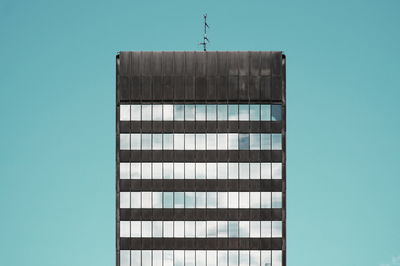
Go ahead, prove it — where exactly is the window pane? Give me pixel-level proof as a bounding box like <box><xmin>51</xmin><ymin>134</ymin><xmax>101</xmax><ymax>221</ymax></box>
<box><xmin>272</xmin><ymin>221</ymin><xmax>282</xmax><ymax>237</ymax></box>
<box><xmin>152</xmin><ymin>104</ymin><xmax>163</xmax><ymax>120</ymax></box>
<box><xmin>130</xmin><ymin>134</ymin><xmax>140</xmax><ymax>150</ymax></box>
<box><xmin>120</xmin><ymin>192</ymin><xmax>130</xmax><ymax>208</ymax></box>
<box><xmin>218</xmin><ymin>221</ymin><xmax>228</xmax><ymax>237</ymax></box>
<box><xmin>261</xmin><ymin>163</ymin><xmax>271</xmax><ymax>179</ymax></box>
<box><xmin>185</xmin><ymin>163</ymin><xmax>195</xmax><ymax>179</ymax></box>
<box><xmin>240</xmin><ymin>250</ymin><xmax>250</xmax><ymax>266</ymax></box>
<box><xmin>142</xmin><ymin>221</ymin><xmax>152</xmax><ymax>237</ymax></box>
<box><xmin>207</xmin><ymin>163</ymin><xmax>217</xmax><ymax>179</ymax></box>
<box><xmin>153</xmin><ymin>251</ymin><xmax>163</xmax><ymax>266</ymax></box>
<box><xmin>218</xmin><ymin>192</ymin><xmax>228</xmax><ymax>208</ymax></box>
<box><xmin>239</xmin><ymin>192</ymin><xmax>249</xmax><ymax>208</ymax></box>
<box><xmin>185</xmin><ymin>221</ymin><xmax>195</xmax><ymax>237</ymax></box>
<box><xmin>239</xmin><ymin>163</ymin><xmax>249</xmax><ymax>179</ymax></box>
<box><xmin>164</xmin><ymin>221</ymin><xmax>173</xmax><ymax>237</ymax></box>
<box><xmin>229</xmin><ymin>192</ymin><xmax>239</xmax><ymax>208</ymax></box>
<box><xmin>163</xmin><ymin>104</ymin><xmax>174</xmax><ymax>120</ymax></box>
<box><xmin>174</xmin><ymin>221</ymin><xmax>184</xmax><ymax>237</ymax></box>
<box><xmin>120</xmin><ymin>134</ymin><xmax>130</xmax><ymax>150</ymax></box>
<box><xmin>228</xmin><ymin>104</ymin><xmax>238</xmax><ymax>120</ymax></box>
<box><xmin>142</xmin><ymin>163</ymin><xmax>151</xmax><ymax>179</ymax></box>
<box><xmin>250</xmin><ymin>251</ymin><xmax>260</xmax><ymax>266</ymax></box>
<box><xmin>131</xmin><ymin>105</ymin><xmax>141</xmax><ymax>121</ymax></box>
<box><xmin>250</xmin><ymin>134</ymin><xmax>260</xmax><ymax>150</ymax></box>
<box><xmin>207</xmin><ymin>192</ymin><xmax>217</xmax><ymax>208</ymax></box>
<box><xmin>261</xmin><ymin>251</ymin><xmax>271</xmax><ymax>266</ymax></box>
<box><xmin>196</xmin><ymin>105</ymin><xmax>206</xmax><ymax>121</ymax></box>
<box><xmin>261</xmin><ymin>192</ymin><xmax>271</xmax><ymax>208</ymax></box>
<box><xmin>131</xmin><ymin>192</ymin><xmax>141</xmax><ymax>208</ymax></box>
<box><xmin>174</xmin><ymin>163</ymin><xmax>184</xmax><ymax>179</ymax></box>
<box><xmin>217</xmin><ymin>105</ymin><xmax>228</xmax><ymax>120</ymax></box>
<box><xmin>249</xmin><ymin>104</ymin><xmax>260</xmax><ymax>121</ymax></box>
<box><xmin>272</xmin><ymin>134</ymin><xmax>282</xmax><ymax>150</ymax></box>
<box><xmin>120</xmin><ymin>105</ymin><xmax>130</xmax><ymax>121</ymax></box>
<box><xmin>163</xmin><ymin>134</ymin><xmax>173</xmax><ymax>150</ymax></box>
<box><xmin>131</xmin><ymin>221</ymin><xmax>141</xmax><ymax>237</ymax></box>
<box><xmin>196</xmin><ymin>192</ymin><xmax>206</xmax><ymax>208</ymax></box>
<box><xmin>131</xmin><ymin>250</ymin><xmax>141</xmax><ymax>266</ymax></box>
<box><xmin>142</xmin><ymin>134</ymin><xmax>152</xmax><ymax>149</ymax></box>
<box><xmin>272</xmin><ymin>251</ymin><xmax>282</xmax><ymax>266</ymax></box>
<box><xmin>142</xmin><ymin>251</ymin><xmax>152</xmax><ymax>265</ymax></box>
<box><xmin>207</xmin><ymin>134</ymin><xmax>217</xmax><ymax>150</ymax></box>
<box><xmin>120</xmin><ymin>163</ymin><xmax>130</xmax><ymax>179</ymax></box>
<box><xmin>164</xmin><ymin>251</ymin><xmax>173</xmax><ymax>266</ymax></box>
<box><xmin>207</xmin><ymin>105</ymin><xmax>217</xmax><ymax>120</ymax></box>
<box><xmin>261</xmin><ymin>221</ymin><xmax>271</xmax><ymax>237</ymax></box>
<box><xmin>175</xmin><ymin>250</ymin><xmax>184</xmax><ymax>266</ymax></box>
<box><xmin>153</xmin><ymin>134</ymin><xmax>163</xmax><ymax>150</ymax></box>
<box><xmin>239</xmin><ymin>221</ymin><xmax>249</xmax><ymax>238</ymax></box>
<box><xmin>185</xmin><ymin>104</ymin><xmax>195</xmax><ymax>121</ymax></box>
<box><xmin>196</xmin><ymin>163</ymin><xmax>206</xmax><ymax>179</ymax></box>
<box><xmin>142</xmin><ymin>192</ymin><xmax>152</xmax><ymax>208</ymax></box>
<box><xmin>229</xmin><ymin>251</ymin><xmax>239</xmax><ymax>266</ymax></box>
<box><xmin>228</xmin><ymin>133</ymin><xmax>238</xmax><ymax>150</ymax></box>
<box><xmin>174</xmin><ymin>104</ymin><xmax>185</xmax><ymax>120</ymax></box>
<box><xmin>185</xmin><ymin>192</ymin><xmax>195</xmax><ymax>208</ymax></box>
<box><xmin>218</xmin><ymin>163</ymin><xmax>228</xmax><ymax>179</ymax></box>
<box><xmin>153</xmin><ymin>163</ymin><xmax>162</xmax><ymax>179</ymax></box>
<box><xmin>120</xmin><ymin>221</ymin><xmax>130</xmax><ymax>237</ymax></box>
<box><xmin>272</xmin><ymin>163</ymin><xmax>282</xmax><ymax>179</ymax></box>
<box><xmin>239</xmin><ymin>134</ymin><xmax>250</xmax><ymax>150</ymax></box>
<box><xmin>261</xmin><ymin>104</ymin><xmax>271</xmax><ymax>121</ymax></box>
<box><xmin>153</xmin><ymin>221</ymin><xmax>163</xmax><ymax>237</ymax></box>
<box><xmin>250</xmin><ymin>163</ymin><xmax>260</xmax><ymax>179</ymax></box>
<box><xmin>239</xmin><ymin>104</ymin><xmax>249</xmax><ymax>120</ymax></box>
<box><xmin>196</xmin><ymin>134</ymin><xmax>206</xmax><ymax>150</ymax></box>
<box><xmin>196</xmin><ymin>221</ymin><xmax>206</xmax><ymax>237</ymax></box>
<box><xmin>229</xmin><ymin>163</ymin><xmax>238</xmax><ymax>179</ymax></box>
<box><xmin>142</xmin><ymin>105</ymin><xmax>152</xmax><ymax>120</ymax></box>
<box><xmin>185</xmin><ymin>134</ymin><xmax>195</xmax><ymax>150</ymax></box>
<box><xmin>261</xmin><ymin>134</ymin><xmax>271</xmax><ymax>150</ymax></box>
<box><xmin>207</xmin><ymin>221</ymin><xmax>217</xmax><ymax>237</ymax></box>
<box><xmin>196</xmin><ymin>250</ymin><xmax>206</xmax><ymax>266</ymax></box>
<box><xmin>163</xmin><ymin>192</ymin><xmax>174</xmax><ymax>208</ymax></box>
<box><xmin>185</xmin><ymin>251</ymin><xmax>195</xmax><ymax>266</ymax></box>
<box><xmin>175</xmin><ymin>192</ymin><xmax>184</xmax><ymax>208</ymax></box>
<box><xmin>250</xmin><ymin>221</ymin><xmax>260</xmax><ymax>238</ymax></box>
<box><xmin>174</xmin><ymin>134</ymin><xmax>184</xmax><ymax>150</ymax></box>
<box><xmin>271</xmin><ymin>104</ymin><xmax>281</xmax><ymax>121</ymax></box>
<box><xmin>217</xmin><ymin>134</ymin><xmax>228</xmax><ymax>150</ymax></box>
<box><xmin>218</xmin><ymin>251</ymin><xmax>228</xmax><ymax>266</ymax></box>
<box><xmin>250</xmin><ymin>192</ymin><xmax>260</xmax><ymax>208</ymax></box>
<box><xmin>153</xmin><ymin>192</ymin><xmax>163</xmax><ymax>208</ymax></box>
<box><xmin>131</xmin><ymin>163</ymin><xmax>141</xmax><ymax>179</ymax></box>
<box><xmin>272</xmin><ymin>192</ymin><xmax>282</xmax><ymax>208</ymax></box>
<box><xmin>207</xmin><ymin>251</ymin><xmax>217</xmax><ymax>266</ymax></box>
<box><xmin>164</xmin><ymin>163</ymin><xmax>173</xmax><ymax>179</ymax></box>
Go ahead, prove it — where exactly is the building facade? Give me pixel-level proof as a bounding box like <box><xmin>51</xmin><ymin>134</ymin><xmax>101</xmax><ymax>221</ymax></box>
<box><xmin>116</xmin><ymin>51</ymin><xmax>286</xmax><ymax>266</ymax></box>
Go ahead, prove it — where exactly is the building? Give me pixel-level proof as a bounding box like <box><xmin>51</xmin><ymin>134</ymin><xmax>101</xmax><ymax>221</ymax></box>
<box><xmin>116</xmin><ymin>51</ymin><xmax>286</xmax><ymax>266</ymax></box>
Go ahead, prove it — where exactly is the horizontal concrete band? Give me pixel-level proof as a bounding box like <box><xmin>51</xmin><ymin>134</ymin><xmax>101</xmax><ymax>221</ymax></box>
<box><xmin>119</xmin><ymin>209</ymin><xmax>283</xmax><ymax>221</ymax></box>
<box><xmin>119</xmin><ymin>151</ymin><xmax>283</xmax><ymax>162</ymax></box>
<box><xmin>120</xmin><ymin>238</ymin><xmax>283</xmax><ymax>250</ymax></box>
<box><xmin>120</xmin><ymin>180</ymin><xmax>283</xmax><ymax>192</ymax></box>
<box><xmin>120</xmin><ymin>121</ymin><xmax>282</xmax><ymax>134</ymax></box>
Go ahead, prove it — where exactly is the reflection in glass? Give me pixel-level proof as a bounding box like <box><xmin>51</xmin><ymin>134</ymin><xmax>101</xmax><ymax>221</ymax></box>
<box><xmin>164</xmin><ymin>251</ymin><xmax>174</xmax><ymax>266</ymax></box>
<box><xmin>185</xmin><ymin>250</ymin><xmax>195</xmax><ymax>266</ymax></box>
<box><xmin>207</xmin><ymin>133</ymin><xmax>217</xmax><ymax>150</ymax></box>
<box><xmin>196</xmin><ymin>134</ymin><xmax>206</xmax><ymax>150</ymax></box>
<box><xmin>163</xmin><ymin>105</ymin><xmax>174</xmax><ymax>121</ymax></box>
<box><xmin>218</xmin><ymin>192</ymin><xmax>228</xmax><ymax>208</ymax></box>
<box><xmin>153</xmin><ymin>134</ymin><xmax>163</xmax><ymax>150</ymax></box>
<box><xmin>175</xmin><ymin>250</ymin><xmax>184</xmax><ymax>266</ymax></box>
<box><xmin>261</xmin><ymin>192</ymin><xmax>271</xmax><ymax>208</ymax></box>
<box><xmin>196</xmin><ymin>163</ymin><xmax>206</xmax><ymax>179</ymax></box>
<box><xmin>249</xmin><ymin>105</ymin><xmax>260</xmax><ymax>121</ymax></box>
<box><xmin>207</xmin><ymin>163</ymin><xmax>217</xmax><ymax>179</ymax></box>
<box><xmin>174</xmin><ymin>104</ymin><xmax>185</xmax><ymax>120</ymax></box>
<box><xmin>272</xmin><ymin>163</ymin><xmax>282</xmax><ymax>179</ymax></box>
<box><xmin>185</xmin><ymin>134</ymin><xmax>195</xmax><ymax>150</ymax></box>
<box><xmin>142</xmin><ymin>221</ymin><xmax>152</xmax><ymax>237</ymax></box>
<box><xmin>174</xmin><ymin>134</ymin><xmax>184</xmax><ymax>150</ymax></box>
<box><xmin>250</xmin><ymin>134</ymin><xmax>260</xmax><ymax>150</ymax></box>
<box><xmin>261</xmin><ymin>221</ymin><xmax>271</xmax><ymax>237</ymax></box>
<box><xmin>185</xmin><ymin>221</ymin><xmax>195</xmax><ymax>237</ymax></box>
<box><xmin>240</xmin><ymin>250</ymin><xmax>250</xmax><ymax>266</ymax></box>
<box><xmin>142</xmin><ymin>134</ymin><xmax>152</xmax><ymax>150</ymax></box>
<box><xmin>218</xmin><ymin>163</ymin><xmax>228</xmax><ymax>179</ymax></box>
<box><xmin>153</xmin><ymin>221</ymin><xmax>163</xmax><ymax>237</ymax></box>
<box><xmin>142</xmin><ymin>192</ymin><xmax>152</xmax><ymax>208</ymax></box>
<box><xmin>239</xmin><ymin>192</ymin><xmax>249</xmax><ymax>208</ymax></box>
<box><xmin>196</xmin><ymin>105</ymin><xmax>206</xmax><ymax>121</ymax></box>
<box><xmin>261</xmin><ymin>134</ymin><xmax>271</xmax><ymax>150</ymax></box>
<box><xmin>163</xmin><ymin>134</ymin><xmax>173</xmax><ymax>150</ymax></box>
<box><xmin>207</xmin><ymin>192</ymin><xmax>217</xmax><ymax>208</ymax></box>
<box><xmin>271</xmin><ymin>104</ymin><xmax>281</xmax><ymax>121</ymax></box>
<box><xmin>218</xmin><ymin>221</ymin><xmax>228</xmax><ymax>237</ymax></box>
<box><xmin>120</xmin><ymin>251</ymin><xmax>130</xmax><ymax>266</ymax></box>
<box><xmin>250</xmin><ymin>221</ymin><xmax>260</xmax><ymax>238</ymax></box>
<box><xmin>218</xmin><ymin>105</ymin><xmax>228</xmax><ymax>120</ymax></box>
<box><xmin>131</xmin><ymin>250</ymin><xmax>141</xmax><ymax>266</ymax></box>
<box><xmin>228</xmin><ymin>134</ymin><xmax>238</xmax><ymax>149</ymax></box>
<box><xmin>272</xmin><ymin>134</ymin><xmax>282</xmax><ymax>150</ymax></box>
<box><xmin>261</xmin><ymin>251</ymin><xmax>271</xmax><ymax>266</ymax></box>
<box><xmin>153</xmin><ymin>163</ymin><xmax>162</xmax><ymax>179</ymax></box>
<box><xmin>120</xmin><ymin>163</ymin><xmax>130</xmax><ymax>179</ymax></box>
<box><xmin>229</xmin><ymin>251</ymin><xmax>239</xmax><ymax>266</ymax></box>
<box><xmin>239</xmin><ymin>221</ymin><xmax>250</xmax><ymax>238</ymax></box>
<box><xmin>250</xmin><ymin>251</ymin><xmax>260</xmax><ymax>266</ymax></box>
<box><xmin>164</xmin><ymin>163</ymin><xmax>173</xmax><ymax>179</ymax></box>
<box><xmin>131</xmin><ymin>163</ymin><xmax>141</xmax><ymax>179</ymax></box>
<box><xmin>250</xmin><ymin>192</ymin><xmax>260</xmax><ymax>208</ymax></box>
<box><xmin>153</xmin><ymin>251</ymin><xmax>162</xmax><ymax>266</ymax></box>
<box><xmin>131</xmin><ymin>105</ymin><xmax>141</xmax><ymax>121</ymax></box>
<box><xmin>185</xmin><ymin>163</ymin><xmax>195</xmax><ymax>179</ymax></box>
<box><xmin>120</xmin><ymin>221</ymin><xmax>130</xmax><ymax>237</ymax></box>
<box><xmin>152</xmin><ymin>104</ymin><xmax>163</xmax><ymax>120</ymax></box>
<box><xmin>142</xmin><ymin>163</ymin><xmax>151</xmax><ymax>179</ymax></box>
<box><xmin>163</xmin><ymin>192</ymin><xmax>173</xmax><ymax>208</ymax></box>
<box><xmin>175</xmin><ymin>192</ymin><xmax>184</xmax><ymax>208</ymax></box>
<box><xmin>218</xmin><ymin>251</ymin><xmax>228</xmax><ymax>266</ymax></box>
<box><xmin>185</xmin><ymin>105</ymin><xmax>195</xmax><ymax>121</ymax></box>
<box><xmin>142</xmin><ymin>251</ymin><xmax>152</xmax><ymax>265</ymax></box>
<box><xmin>164</xmin><ymin>221</ymin><xmax>173</xmax><ymax>238</ymax></box>
<box><xmin>174</xmin><ymin>163</ymin><xmax>184</xmax><ymax>179</ymax></box>
<box><xmin>228</xmin><ymin>104</ymin><xmax>238</xmax><ymax>120</ymax></box>
<box><xmin>153</xmin><ymin>192</ymin><xmax>163</xmax><ymax>208</ymax></box>
<box><xmin>174</xmin><ymin>221</ymin><xmax>184</xmax><ymax>237</ymax></box>
<box><xmin>120</xmin><ymin>105</ymin><xmax>130</xmax><ymax>121</ymax></box>
<box><xmin>228</xmin><ymin>192</ymin><xmax>239</xmax><ymax>208</ymax></box>
<box><xmin>142</xmin><ymin>105</ymin><xmax>152</xmax><ymax>120</ymax></box>
<box><xmin>218</xmin><ymin>134</ymin><xmax>228</xmax><ymax>150</ymax></box>
<box><xmin>239</xmin><ymin>163</ymin><xmax>249</xmax><ymax>179</ymax></box>
<box><xmin>185</xmin><ymin>192</ymin><xmax>195</xmax><ymax>208</ymax></box>
<box><xmin>196</xmin><ymin>192</ymin><xmax>206</xmax><ymax>208</ymax></box>
<box><xmin>261</xmin><ymin>104</ymin><xmax>271</xmax><ymax>121</ymax></box>
<box><xmin>120</xmin><ymin>134</ymin><xmax>130</xmax><ymax>150</ymax></box>
<box><xmin>272</xmin><ymin>192</ymin><xmax>282</xmax><ymax>208</ymax></box>
<box><xmin>120</xmin><ymin>192</ymin><xmax>130</xmax><ymax>208</ymax></box>
<box><xmin>207</xmin><ymin>221</ymin><xmax>217</xmax><ymax>237</ymax></box>
<box><xmin>229</xmin><ymin>163</ymin><xmax>238</xmax><ymax>179</ymax></box>
<box><xmin>250</xmin><ymin>163</ymin><xmax>260</xmax><ymax>179</ymax></box>
<box><xmin>197</xmin><ymin>250</ymin><xmax>206</xmax><ymax>266</ymax></box>
<box><xmin>196</xmin><ymin>221</ymin><xmax>206</xmax><ymax>237</ymax></box>
<box><xmin>207</xmin><ymin>105</ymin><xmax>217</xmax><ymax>120</ymax></box>
<box><xmin>261</xmin><ymin>163</ymin><xmax>271</xmax><ymax>179</ymax></box>
<box><xmin>239</xmin><ymin>104</ymin><xmax>249</xmax><ymax>121</ymax></box>
<box><xmin>207</xmin><ymin>251</ymin><xmax>217</xmax><ymax>266</ymax></box>
<box><xmin>131</xmin><ymin>221</ymin><xmax>141</xmax><ymax>237</ymax></box>
<box><xmin>131</xmin><ymin>192</ymin><xmax>140</xmax><ymax>208</ymax></box>
<box><xmin>272</xmin><ymin>251</ymin><xmax>282</xmax><ymax>266</ymax></box>
<box><xmin>272</xmin><ymin>221</ymin><xmax>282</xmax><ymax>237</ymax></box>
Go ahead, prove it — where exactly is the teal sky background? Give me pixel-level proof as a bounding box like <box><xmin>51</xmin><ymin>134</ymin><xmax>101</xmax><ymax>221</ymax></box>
<box><xmin>1</xmin><ymin>0</ymin><xmax>400</xmax><ymax>265</ymax></box>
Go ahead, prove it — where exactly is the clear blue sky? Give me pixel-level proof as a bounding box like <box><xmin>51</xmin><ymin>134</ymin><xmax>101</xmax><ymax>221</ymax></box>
<box><xmin>1</xmin><ymin>0</ymin><xmax>399</xmax><ymax>265</ymax></box>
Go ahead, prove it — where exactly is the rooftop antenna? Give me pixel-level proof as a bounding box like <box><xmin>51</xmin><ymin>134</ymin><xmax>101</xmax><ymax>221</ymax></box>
<box><xmin>199</xmin><ymin>14</ymin><xmax>210</xmax><ymax>51</ymax></box>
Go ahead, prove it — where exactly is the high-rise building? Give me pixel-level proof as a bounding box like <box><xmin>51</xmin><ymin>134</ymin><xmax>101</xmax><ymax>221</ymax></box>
<box><xmin>116</xmin><ymin>51</ymin><xmax>286</xmax><ymax>266</ymax></box>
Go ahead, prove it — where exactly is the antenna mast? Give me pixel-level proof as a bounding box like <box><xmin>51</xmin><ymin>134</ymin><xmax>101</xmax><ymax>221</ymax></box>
<box><xmin>199</xmin><ymin>14</ymin><xmax>210</xmax><ymax>51</ymax></box>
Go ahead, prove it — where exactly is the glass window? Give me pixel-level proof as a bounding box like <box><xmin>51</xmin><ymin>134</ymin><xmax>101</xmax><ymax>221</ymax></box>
<box><xmin>185</xmin><ymin>134</ymin><xmax>195</xmax><ymax>150</ymax></box>
<box><xmin>174</xmin><ymin>163</ymin><xmax>184</xmax><ymax>179</ymax></box>
<box><xmin>163</xmin><ymin>134</ymin><xmax>173</xmax><ymax>150</ymax></box>
<box><xmin>131</xmin><ymin>163</ymin><xmax>141</xmax><ymax>179</ymax></box>
<box><xmin>261</xmin><ymin>134</ymin><xmax>271</xmax><ymax>150</ymax></box>
<box><xmin>207</xmin><ymin>163</ymin><xmax>217</xmax><ymax>179</ymax></box>
<box><xmin>120</xmin><ymin>221</ymin><xmax>130</xmax><ymax>237</ymax></box>
<box><xmin>239</xmin><ymin>104</ymin><xmax>249</xmax><ymax>121</ymax></box>
<box><xmin>239</xmin><ymin>134</ymin><xmax>250</xmax><ymax>150</ymax></box>
<box><xmin>153</xmin><ymin>163</ymin><xmax>162</xmax><ymax>179</ymax></box>
<box><xmin>218</xmin><ymin>251</ymin><xmax>228</xmax><ymax>266</ymax></box>
<box><xmin>272</xmin><ymin>163</ymin><xmax>282</xmax><ymax>179</ymax></box>
<box><xmin>207</xmin><ymin>105</ymin><xmax>217</xmax><ymax>120</ymax></box>
<box><xmin>142</xmin><ymin>251</ymin><xmax>152</xmax><ymax>265</ymax></box>
<box><xmin>261</xmin><ymin>163</ymin><xmax>271</xmax><ymax>179</ymax></box>
<box><xmin>196</xmin><ymin>221</ymin><xmax>206</xmax><ymax>237</ymax></box>
<box><xmin>163</xmin><ymin>104</ymin><xmax>174</xmax><ymax>120</ymax></box>
<box><xmin>260</xmin><ymin>104</ymin><xmax>271</xmax><ymax>121</ymax></box>
<box><xmin>250</xmin><ymin>221</ymin><xmax>260</xmax><ymax>238</ymax></box>
<box><xmin>272</xmin><ymin>251</ymin><xmax>282</xmax><ymax>266</ymax></box>
<box><xmin>120</xmin><ymin>163</ymin><xmax>130</xmax><ymax>179</ymax></box>
<box><xmin>130</xmin><ymin>134</ymin><xmax>140</xmax><ymax>150</ymax></box>
<box><xmin>141</xmin><ymin>163</ymin><xmax>151</xmax><ymax>179</ymax></box>
<box><xmin>152</xmin><ymin>104</ymin><xmax>163</xmax><ymax>120</ymax></box>
<box><xmin>272</xmin><ymin>192</ymin><xmax>282</xmax><ymax>208</ymax></box>
<box><xmin>250</xmin><ymin>192</ymin><xmax>260</xmax><ymax>208</ymax></box>
<box><xmin>240</xmin><ymin>250</ymin><xmax>249</xmax><ymax>266</ymax></box>
<box><xmin>174</xmin><ymin>104</ymin><xmax>185</xmax><ymax>120</ymax></box>
<box><xmin>217</xmin><ymin>134</ymin><xmax>228</xmax><ymax>150</ymax></box>
<box><xmin>239</xmin><ymin>221</ymin><xmax>249</xmax><ymax>238</ymax></box>
<box><xmin>196</xmin><ymin>163</ymin><xmax>206</xmax><ymax>179</ymax></box>
<box><xmin>272</xmin><ymin>221</ymin><xmax>282</xmax><ymax>237</ymax></box>
<box><xmin>142</xmin><ymin>105</ymin><xmax>152</xmax><ymax>120</ymax></box>
<box><xmin>131</xmin><ymin>250</ymin><xmax>141</xmax><ymax>266</ymax></box>
<box><xmin>217</xmin><ymin>105</ymin><xmax>228</xmax><ymax>120</ymax></box>
<box><xmin>218</xmin><ymin>163</ymin><xmax>228</xmax><ymax>179</ymax></box>
<box><xmin>153</xmin><ymin>221</ymin><xmax>163</xmax><ymax>237</ymax></box>
<box><xmin>196</xmin><ymin>134</ymin><xmax>206</xmax><ymax>150</ymax></box>
<box><xmin>131</xmin><ymin>105</ymin><xmax>141</xmax><ymax>121</ymax></box>
<box><xmin>207</xmin><ymin>251</ymin><xmax>217</xmax><ymax>266</ymax></box>
<box><xmin>185</xmin><ymin>105</ymin><xmax>195</xmax><ymax>121</ymax></box>
<box><xmin>228</xmin><ymin>104</ymin><xmax>238</xmax><ymax>120</ymax></box>
<box><xmin>185</xmin><ymin>221</ymin><xmax>196</xmax><ymax>237</ymax></box>
<box><xmin>228</xmin><ymin>134</ymin><xmax>238</xmax><ymax>150</ymax></box>
<box><xmin>218</xmin><ymin>221</ymin><xmax>228</xmax><ymax>237</ymax></box>
<box><xmin>228</xmin><ymin>192</ymin><xmax>239</xmax><ymax>208</ymax></box>
<box><xmin>239</xmin><ymin>163</ymin><xmax>249</xmax><ymax>179</ymax></box>
<box><xmin>261</xmin><ymin>251</ymin><xmax>271</xmax><ymax>266</ymax></box>
<box><xmin>250</xmin><ymin>134</ymin><xmax>260</xmax><ymax>150</ymax></box>
<box><xmin>174</xmin><ymin>221</ymin><xmax>185</xmax><ymax>237</ymax></box>
<box><xmin>163</xmin><ymin>192</ymin><xmax>174</xmax><ymax>208</ymax></box>
<box><xmin>249</xmin><ymin>104</ymin><xmax>260</xmax><ymax>121</ymax></box>
<box><xmin>142</xmin><ymin>192</ymin><xmax>152</xmax><ymax>208</ymax></box>
<box><xmin>120</xmin><ymin>105</ymin><xmax>130</xmax><ymax>121</ymax></box>
<box><xmin>142</xmin><ymin>221</ymin><xmax>152</xmax><ymax>237</ymax></box>
<box><xmin>196</xmin><ymin>105</ymin><xmax>206</xmax><ymax>121</ymax></box>
<box><xmin>174</xmin><ymin>134</ymin><xmax>184</xmax><ymax>150</ymax></box>
<box><xmin>250</xmin><ymin>163</ymin><xmax>260</xmax><ymax>179</ymax></box>
<box><xmin>153</xmin><ymin>134</ymin><xmax>163</xmax><ymax>150</ymax></box>
<box><xmin>196</xmin><ymin>250</ymin><xmax>206</xmax><ymax>266</ymax></box>
<box><xmin>207</xmin><ymin>134</ymin><xmax>217</xmax><ymax>150</ymax></box>
<box><xmin>131</xmin><ymin>221</ymin><xmax>141</xmax><ymax>237</ymax></box>
<box><xmin>271</xmin><ymin>104</ymin><xmax>281</xmax><ymax>121</ymax></box>
<box><xmin>272</xmin><ymin>134</ymin><xmax>282</xmax><ymax>150</ymax></box>
<box><xmin>185</xmin><ymin>192</ymin><xmax>195</xmax><ymax>208</ymax></box>
<box><xmin>218</xmin><ymin>192</ymin><xmax>228</xmax><ymax>208</ymax></box>
<box><xmin>229</xmin><ymin>251</ymin><xmax>239</xmax><ymax>266</ymax></box>
<box><xmin>164</xmin><ymin>251</ymin><xmax>174</xmax><ymax>266</ymax></box>
<box><xmin>175</xmin><ymin>192</ymin><xmax>184</xmax><ymax>208</ymax></box>
<box><xmin>250</xmin><ymin>251</ymin><xmax>260</xmax><ymax>266</ymax></box>
<box><xmin>261</xmin><ymin>221</ymin><xmax>271</xmax><ymax>237</ymax></box>
<box><xmin>152</xmin><ymin>192</ymin><xmax>163</xmax><ymax>208</ymax></box>
<box><xmin>207</xmin><ymin>221</ymin><xmax>217</xmax><ymax>237</ymax></box>
<box><xmin>207</xmin><ymin>192</ymin><xmax>217</xmax><ymax>208</ymax></box>
<box><xmin>175</xmin><ymin>250</ymin><xmax>184</xmax><ymax>266</ymax></box>
<box><xmin>120</xmin><ymin>134</ymin><xmax>130</xmax><ymax>150</ymax></box>
<box><xmin>185</xmin><ymin>251</ymin><xmax>195</xmax><ymax>266</ymax></box>
<box><xmin>185</xmin><ymin>163</ymin><xmax>195</xmax><ymax>179</ymax></box>
<box><xmin>153</xmin><ymin>251</ymin><xmax>163</xmax><ymax>266</ymax></box>
<box><xmin>196</xmin><ymin>192</ymin><xmax>206</xmax><ymax>208</ymax></box>
<box><xmin>120</xmin><ymin>192</ymin><xmax>130</xmax><ymax>208</ymax></box>
<box><xmin>261</xmin><ymin>192</ymin><xmax>271</xmax><ymax>208</ymax></box>
<box><xmin>142</xmin><ymin>134</ymin><xmax>152</xmax><ymax>150</ymax></box>
<box><xmin>164</xmin><ymin>163</ymin><xmax>173</xmax><ymax>179</ymax></box>
<box><xmin>229</xmin><ymin>163</ymin><xmax>238</xmax><ymax>179</ymax></box>
<box><xmin>164</xmin><ymin>221</ymin><xmax>173</xmax><ymax>237</ymax></box>
<box><xmin>131</xmin><ymin>192</ymin><xmax>141</xmax><ymax>208</ymax></box>
<box><xmin>239</xmin><ymin>192</ymin><xmax>249</xmax><ymax>208</ymax></box>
